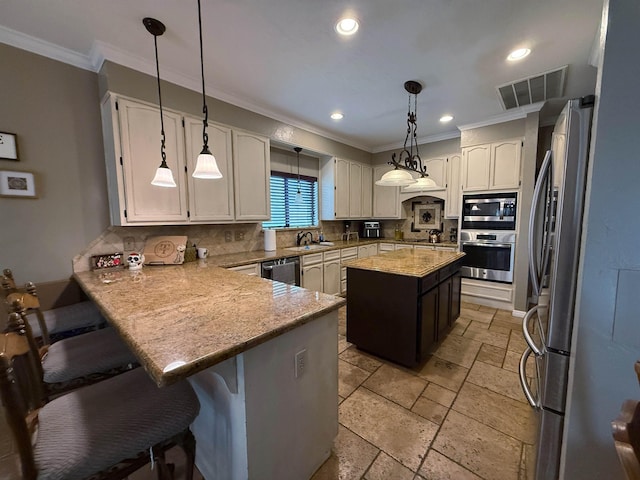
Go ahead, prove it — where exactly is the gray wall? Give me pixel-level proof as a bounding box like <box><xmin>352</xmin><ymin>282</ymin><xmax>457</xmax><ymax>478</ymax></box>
<box><xmin>0</xmin><ymin>44</ymin><xmax>109</xmax><ymax>284</ymax></box>
<box><xmin>563</xmin><ymin>0</ymin><xmax>640</xmax><ymax>477</ymax></box>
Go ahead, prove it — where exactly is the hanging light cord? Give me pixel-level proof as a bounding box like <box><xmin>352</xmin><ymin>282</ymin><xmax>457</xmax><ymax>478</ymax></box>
<box><xmin>198</xmin><ymin>0</ymin><xmax>210</xmax><ymax>153</ymax></box>
<box><xmin>153</xmin><ymin>33</ymin><xmax>168</xmax><ymax>169</ymax></box>
<box><xmin>295</xmin><ymin>147</ymin><xmax>302</xmax><ymax>194</ymax></box>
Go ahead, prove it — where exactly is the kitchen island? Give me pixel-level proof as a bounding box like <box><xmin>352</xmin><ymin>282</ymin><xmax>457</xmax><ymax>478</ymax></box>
<box><xmin>344</xmin><ymin>248</ymin><xmax>464</xmax><ymax>368</ymax></box>
<box><xmin>74</xmin><ymin>261</ymin><xmax>344</xmax><ymax>480</ymax></box>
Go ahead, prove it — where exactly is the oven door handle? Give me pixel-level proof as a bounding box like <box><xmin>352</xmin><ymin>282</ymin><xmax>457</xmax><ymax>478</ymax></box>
<box><xmin>462</xmin><ymin>242</ymin><xmax>514</xmax><ymax>248</ymax></box>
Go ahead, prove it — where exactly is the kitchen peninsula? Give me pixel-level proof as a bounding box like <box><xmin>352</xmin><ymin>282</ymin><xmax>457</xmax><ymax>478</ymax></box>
<box><xmin>74</xmin><ymin>262</ymin><xmax>344</xmax><ymax>480</ymax></box>
<box><xmin>344</xmin><ymin>248</ymin><xmax>464</xmax><ymax>367</ymax></box>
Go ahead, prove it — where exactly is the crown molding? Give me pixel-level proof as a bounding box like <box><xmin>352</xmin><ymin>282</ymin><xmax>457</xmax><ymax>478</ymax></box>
<box><xmin>372</xmin><ymin>130</ymin><xmax>461</xmax><ymax>154</ymax></box>
<box><xmin>457</xmin><ymin>102</ymin><xmax>545</xmax><ymax>132</ymax></box>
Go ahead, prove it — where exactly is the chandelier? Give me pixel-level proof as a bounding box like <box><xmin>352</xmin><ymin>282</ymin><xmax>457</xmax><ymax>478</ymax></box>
<box><xmin>375</xmin><ymin>80</ymin><xmax>438</xmax><ymax>190</ymax></box>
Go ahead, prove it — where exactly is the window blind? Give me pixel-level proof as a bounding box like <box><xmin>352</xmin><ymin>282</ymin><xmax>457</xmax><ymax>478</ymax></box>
<box><xmin>263</xmin><ymin>171</ymin><xmax>318</xmax><ymax>228</ymax></box>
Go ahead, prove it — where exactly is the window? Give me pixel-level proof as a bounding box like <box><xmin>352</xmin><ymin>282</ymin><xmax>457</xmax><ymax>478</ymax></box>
<box><xmin>262</xmin><ymin>171</ymin><xmax>318</xmax><ymax>229</ymax></box>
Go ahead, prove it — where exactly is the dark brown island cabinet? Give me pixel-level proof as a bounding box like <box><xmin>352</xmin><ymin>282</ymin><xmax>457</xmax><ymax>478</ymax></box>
<box><xmin>345</xmin><ymin>249</ymin><xmax>464</xmax><ymax>368</ymax></box>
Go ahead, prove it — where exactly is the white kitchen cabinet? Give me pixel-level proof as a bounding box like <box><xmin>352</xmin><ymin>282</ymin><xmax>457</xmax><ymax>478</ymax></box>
<box><xmin>101</xmin><ymin>94</ymin><xmax>271</xmax><ymax>225</ymax></box>
<box><xmin>379</xmin><ymin>242</ymin><xmax>396</xmax><ymax>252</ymax></box>
<box><xmin>461</xmin><ymin>138</ymin><xmax>522</xmax><ymax>192</ymax></box>
<box><xmin>394</xmin><ymin>244</ymin><xmax>414</xmax><ymax>250</ymax></box>
<box><xmin>445</xmin><ymin>153</ymin><xmax>462</xmax><ymax>218</ymax></box>
<box><xmin>227</xmin><ymin>263</ymin><xmax>260</xmax><ymax>276</ymax></box>
<box><xmin>435</xmin><ymin>246</ymin><xmax>457</xmax><ymax>252</ymax></box>
<box><xmin>323</xmin><ymin>250</ymin><xmax>341</xmax><ymax>296</ymax></box>
<box><xmin>321</xmin><ymin>158</ymin><xmax>372</xmax><ymax>220</ymax></box>
<box><xmin>372</xmin><ymin>165</ymin><xmax>402</xmax><ymax>219</ymax></box>
<box><xmin>414</xmin><ymin>245</ymin><xmax>435</xmax><ymax>251</ymax></box>
<box><xmin>340</xmin><ymin>247</ymin><xmax>358</xmax><ymax>294</ymax></box>
<box><xmin>357</xmin><ymin>243</ymin><xmax>378</xmax><ymax>258</ymax></box>
<box><xmin>184</xmin><ymin>116</ymin><xmax>234</xmax><ymax>222</ymax></box>
<box><xmin>232</xmin><ymin>130</ymin><xmax>271</xmax><ymax>221</ymax></box>
<box><xmin>301</xmin><ymin>263</ymin><xmax>323</xmax><ymax>292</ymax></box>
<box><xmin>102</xmin><ymin>96</ymin><xmax>189</xmax><ymax>225</ymax></box>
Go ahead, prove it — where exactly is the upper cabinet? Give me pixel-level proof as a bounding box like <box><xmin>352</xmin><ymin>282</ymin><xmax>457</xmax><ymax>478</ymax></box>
<box><xmin>320</xmin><ymin>157</ymin><xmax>372</xmax><ymax>220</ymax></box>
<box><xmin>461</xmin><ymin>138</ymin><xmax>522</xmax><ymax>192</ymax></box>
<box><xmin>400</xmin><ymin>157</ymin><xmax>447</xmax><ymax>193</ymax></box>
<box><xmin>101</xmin><ymin>94</ymin><xmax>270</xmax><ymax>226</ymax></box>
<box><xmin>444</xmin><ymin>153</ymin><xmax>462</xmax><ymax>218</ymax></box>
<box><xmin>372</xmin><ymin>165</ymin><xmax>402</xmax><ymax>219</ymax></box>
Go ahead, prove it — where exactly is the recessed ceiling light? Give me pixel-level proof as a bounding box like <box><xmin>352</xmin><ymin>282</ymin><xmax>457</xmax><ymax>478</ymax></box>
<box><xmin>440</xmin><ymin>115</ymin><xmax>454</xmax><ymax>123</ymax></box>
<box><xmin>331</xmin><ymin>112</ymin><xmax>344</xmax><ymax>120</ymax></box>
<box><xmin>336</xmin><ymin>18</ymin><xmax>359</xmax><ymax>36</ymax></box>
<box><xmin>507</xmin><ymin>48</ymin><xmax>531</xmax><ymax>61</ymax></box>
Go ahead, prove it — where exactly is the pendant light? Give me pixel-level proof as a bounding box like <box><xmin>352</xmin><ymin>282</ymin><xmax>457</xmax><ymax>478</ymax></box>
<box><xmin>376</xmin><ymin>80</ymin><xmax>439</xmax><ymax>188</ymax></box>
<box><xmin>294</xmin><ymin>147</ymin><xmax>303</xmax><ymax>204</ymax></box>
<box><xmin>192</xmin><ymin>0</ymin><xmax>222</xmax><ymax>179</ymax></box>
<box><xmin>145</xmin><ymin>17</ymin><xmax>177</xmax><ymax>188</ymax></box>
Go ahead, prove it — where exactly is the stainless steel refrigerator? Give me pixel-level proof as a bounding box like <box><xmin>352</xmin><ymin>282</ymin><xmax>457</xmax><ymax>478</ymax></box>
<box><xmin>519</xmin><ymin>96</ymin><xmax>594</xmax><ymax>480</ymax></box>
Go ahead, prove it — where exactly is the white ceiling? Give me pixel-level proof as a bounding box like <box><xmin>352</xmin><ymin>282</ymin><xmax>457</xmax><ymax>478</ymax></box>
<box><xmin>0</xmin><ymin>0</ymin><xmax>603</xmax><ymax>152</ymax></box>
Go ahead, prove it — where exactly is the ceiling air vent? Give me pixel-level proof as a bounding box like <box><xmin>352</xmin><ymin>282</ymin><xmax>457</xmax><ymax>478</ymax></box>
<box><xmin>497</xmin><ymin>65</ymin><xmax>568</xmax><ymax>110</ymax></box>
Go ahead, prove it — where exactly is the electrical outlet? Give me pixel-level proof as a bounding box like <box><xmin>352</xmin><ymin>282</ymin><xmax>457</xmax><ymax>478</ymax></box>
<box><xmin>224</xmin><ymin>231</ymin><xmax>232</xmax><ymax>242</ymax></box>
<box><xmin>295</xmin><ymin>349</ymin><xmax>307</xmax><ymax>379</ymax></box>
<box><xmin>235</xmin><ymin>231</ymin><xmax>245</xmax><ymax>241</ymax></box>
<box><xmin>123</xmin><ymin>236</ymin><xmax>136</xmax><ymax>252</ymax></box>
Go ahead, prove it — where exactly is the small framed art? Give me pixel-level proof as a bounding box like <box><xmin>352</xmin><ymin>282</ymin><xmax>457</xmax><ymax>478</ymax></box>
<box><xmin>0</xmin><ymin>170</ymin><xmax>37</xmax><ymax>198</ymax></box>
<box><xmin>0</xmin><ymin>132</ymin><xmax>18</xmax><ymax>161</ymax></box>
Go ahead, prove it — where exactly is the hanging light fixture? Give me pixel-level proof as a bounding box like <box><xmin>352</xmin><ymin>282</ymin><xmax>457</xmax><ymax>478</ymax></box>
<box><xmin>375</xmin><ymin>80</ymin><xmax>439</xmax><ymax>189</ymax></box>
<box><xmin>145</xmin><ymin>17</ymin><xmax>177</xmax><ymax>188</ymax></box>
<box><xmin>192</xmin><ymin>0</ymin><xmax>222</xmax><ymax>179</ymax></box>
<box><xmin>294</xmin><ymin>147</ymin><xmax>303</xmax><ymax>204</ymax></box>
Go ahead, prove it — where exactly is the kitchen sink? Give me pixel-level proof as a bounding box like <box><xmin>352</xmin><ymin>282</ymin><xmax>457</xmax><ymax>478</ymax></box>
<box><xmin>285</xmin><ymin>244</ymin><xmax>331</xmax><ymax>252</ymax></box>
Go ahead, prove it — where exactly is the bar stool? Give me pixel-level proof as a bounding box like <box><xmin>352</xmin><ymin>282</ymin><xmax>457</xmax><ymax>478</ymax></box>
<box><xmin>0</xmin><ymin>329</ymin><xmax>200</xmax><ymax>479</ymax></box>
<box><xmin>2</xmin><ymin>268</ymin><xmax>105</xmax><ymax>343</ymax></box>
<box><xmin>6</xmin><ymin>297</ymin><xmax>138</xmax><ymax>399</ymax></box>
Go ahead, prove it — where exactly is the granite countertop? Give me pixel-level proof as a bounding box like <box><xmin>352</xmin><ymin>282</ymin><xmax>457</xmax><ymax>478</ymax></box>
<box><xmin>343</xmin><ymin>248</ymin><xmax>465</xmax><ymax>278</ymax></box>
<box><xmin>206</xmin><ymin>238</ymin><xmax>458</xmax><ymax>268</ymax></box>
<box><xmin>74</xmin><ymin>262</ymin><xmax>345</xmax><ymax>387</ymax></box>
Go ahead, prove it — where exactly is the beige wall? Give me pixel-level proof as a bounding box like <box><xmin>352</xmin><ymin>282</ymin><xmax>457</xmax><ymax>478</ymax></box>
<box><xmin>0</xmin><ymin>44</ymin><xmax>109</xmax><ymax>284</ymax></box>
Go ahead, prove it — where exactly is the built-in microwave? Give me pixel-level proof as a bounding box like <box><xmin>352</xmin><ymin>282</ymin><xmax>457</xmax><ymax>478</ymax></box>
<box><xmin>461</xmin><ymin>192</ymin><xmax>517</xmax><ymax>230</ymax></box>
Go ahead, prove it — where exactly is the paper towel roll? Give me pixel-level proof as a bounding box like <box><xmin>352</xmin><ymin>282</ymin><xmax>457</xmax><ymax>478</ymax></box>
<box><xmin>264</xmin><ymin>229</ymin><xmax>277</xmax><ymax>251</ymax></box>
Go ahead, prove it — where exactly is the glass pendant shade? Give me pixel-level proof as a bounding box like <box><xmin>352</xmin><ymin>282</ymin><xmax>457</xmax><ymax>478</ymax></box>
<box><xmin>403</xmin><ymin>176</ymin><xmax>439</xmax><ymax>191</ymax></box>
<box><xmin>295</xmin><ymin>188</ymin><xmax>303</xmax><ymax>204</ymax></box>
<box><xmin>375</xmin><ymin>168</ymin><xmax>417</xmax><ymax>186</ymax></box>
<box><xmin>192</xmin><ymin>149</ymin><xmax>222</xmax><ymax>179</ymax></box>
<box><xmin>151</xmin><ymin>165</ymin><xmax>177</xmax><ymax>187</ymax></box>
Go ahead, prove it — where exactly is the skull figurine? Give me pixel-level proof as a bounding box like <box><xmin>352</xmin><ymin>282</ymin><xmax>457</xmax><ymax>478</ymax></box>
<box><xmin>127</xmin><ymin>252</ymin><xmax>145</xmax><ymax>270</ymax></box>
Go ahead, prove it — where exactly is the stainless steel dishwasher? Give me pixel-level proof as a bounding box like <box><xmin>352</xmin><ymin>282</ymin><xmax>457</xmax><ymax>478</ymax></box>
<box><xmin>261</xmin><ymin>257</ymin><xmax>301</xmax><ymax>286</ymax></box>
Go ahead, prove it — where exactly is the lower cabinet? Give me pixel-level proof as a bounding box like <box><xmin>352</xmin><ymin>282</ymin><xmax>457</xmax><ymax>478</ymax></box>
<box><xmin>323</xmin><ymin>250</ymin><xmax>341</xmax><ymax>296</ymax></box>
<box><xmin>300</xmin><ymin>251</ymin><xmax>342</xmax><ymax>295</ymax></box>
<box><xmin>301</xmin><ymin>262</ymin><xmax>323</xmax><ymax>292</ymax></box>
<box><xmin>226</xmin><ymin>263</ymin><xmax>260</xmax><ymax>276</ymax></box>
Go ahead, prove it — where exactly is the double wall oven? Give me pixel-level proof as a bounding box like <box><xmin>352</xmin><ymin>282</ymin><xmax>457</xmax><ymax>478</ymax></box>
<box><xmin>460</xmin><ymin>192</ymin><xmax>517</xmax><ymax>284</ymax></box>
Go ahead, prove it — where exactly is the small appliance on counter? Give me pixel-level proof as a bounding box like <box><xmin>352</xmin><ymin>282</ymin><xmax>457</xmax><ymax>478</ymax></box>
<box><xmin>362</xmin><ymin>221</ymin><xmax>382</xmax><ymax>238</ymax></box>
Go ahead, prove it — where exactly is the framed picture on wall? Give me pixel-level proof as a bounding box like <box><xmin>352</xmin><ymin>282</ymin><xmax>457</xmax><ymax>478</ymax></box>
<box><xmin>0</xmin><ymin>170</ymin><xmax>37</xmax><ymax>198</ymax></box>
<box><xmin>0</xmin><ymin>132</ymin><xmax>19</xmax><ymax>161</ymax></box>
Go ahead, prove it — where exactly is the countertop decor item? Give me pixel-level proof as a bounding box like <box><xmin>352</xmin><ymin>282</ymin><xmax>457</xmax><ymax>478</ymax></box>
<box><xmin>0</xmin><ymin>132</ymin><xmax>18</xmax><ymax>160</ymax></box>
<box><xmin>145</xmin><ymin>17</ymin><xmax>177</xmax><ymax>188</ymax></box>
<box><xmin>91</xmin><ymin>253</ymin><xmax>123</xmax><ymax>270</ymax></box>
<box><xmin>142</xmin><ymin>235</ymin><xmax>188</xmax><ymax>265</ymax></box>
<box><xmin>191</xmin><ymin>0</ymin><xmax>222</xmax><ymax>180</ymax></box>
<box><xmin>0</xmin><ymin>170</ymin><xmax>36</xmax><ymax>198</ymax></box>
<box><xmin>375</xmin><ymin>80</ymin><xmax>437</xmax><ymax>188</ymax></box>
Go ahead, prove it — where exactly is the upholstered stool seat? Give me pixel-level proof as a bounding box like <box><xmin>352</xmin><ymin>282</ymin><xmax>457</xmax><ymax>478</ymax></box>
<box><xmin>34</xmin><ymin>367</ymin><xmax>200</xmax><ymax>480</ymax></box>
<box><xmin>42</xmin><ymin>327</ymin><xmax>137</xmax><ymax>384</ymax></box>
<box><xmin>26</xmin><ymin>300</ymin><xmax>106</xmax><ymax>339</ymax></box>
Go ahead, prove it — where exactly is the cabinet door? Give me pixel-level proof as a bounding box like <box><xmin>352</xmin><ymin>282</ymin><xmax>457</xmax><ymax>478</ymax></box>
<box><xmin>490</xmin><ymin>139</ymin><xmax>522</xmax><ymax>189</ymax></box>
<box><xmin>461</xmin><ymin>144</ymin><xmax>490</xmax><ymax>191</ymax></box>
<box><xmin>373</xmin><ymin>165</ymin><xmax>401</xmax><ymax>218</ymax></box>
<box><xmin>438</xmin><ymin>277</ymin><xmax>452</xmax><ymax>340</ymax></box>
<box><xmin>419</xmin><ymin>288</ymin><xmax>438</xmax><ymax>361</ymax></box>
<box><xmin>450</xmin><ymin>271</ymin><xmax>461</xmax><ymax>322</ymax></box>
<box><xmin>323</xmin><ymin>260</ymin><xmax>341</xmax><ymax>295</ymax></box>
<box><xmin>232</xmin><ymin>130</ymin><xmax>270</xmax><ymax>220</ymax></box>
<box><xmin>184</xmin><ymin>116</ymin><xmax>234</xmax><ymax>222</ymax></box>
<box><xmin>425</xmin><ymin>157</ymin><xmax>447</xmax><ymax>189</ymax></box>
<box><xmin>361</xmin><ymin>165</ymin><xmax>373</xmax><ymax>218</ymax></box>
<box><xmin>302</xmin><ymin>264</ymin><xmax>323</xmax><ymax>292</ymax></box>
<box><xmin>349</xmin><ymin>162</ymin><xmax>363</xmax><ymax>217</ymax></box>
<box><xmin>118</xmin><ymin>98</ymin><xmax>188</xmax><ymax>223</ymax></box>
<box><xmin>445</xmin><ymin>153</ymin><xmax>462</xmax><ymax>218</ymax></box>
<box><xmin>335</xmin><ymin>158</ymin><xmax>350</xmax><ymax>218</ymax></box>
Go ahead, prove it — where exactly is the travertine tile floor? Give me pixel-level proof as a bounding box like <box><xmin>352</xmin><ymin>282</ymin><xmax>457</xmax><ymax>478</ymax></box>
<box><xmin>0</xmin><ymin>301</ymin><xmax>536</xmax><ymax>480</ymax></box>
<box><xmin>311</xmin><ymin>302</ymin><xmax>537</xmax><ymax>480</ymax></box>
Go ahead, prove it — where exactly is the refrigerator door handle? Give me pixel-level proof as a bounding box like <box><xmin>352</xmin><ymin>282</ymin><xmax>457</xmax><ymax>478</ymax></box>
<box><xmin>522</xmin><ymin>305</ymin><xmax>546</xmax><ymax>356</ymax></box>
<box><xmin>528</xmin><ymin>149</ymin><xmax>553</xmax><ymax>297</ymax></box>
<box><xmin>519</xmin><ymin>347</ymin><xmax>540</xmax><ymax>409</ymax></box>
